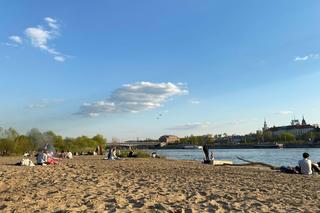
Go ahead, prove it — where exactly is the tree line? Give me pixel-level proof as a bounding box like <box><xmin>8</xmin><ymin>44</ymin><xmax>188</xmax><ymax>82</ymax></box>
<box><xmin>0</xmin><ymin>127</ymin><xmax>106</xmax><ymax>156</ymax></box>
<box><xmin>178</xmin><ymin>130</ymin><xmax>320</xmax><ymax>145</ymax></box>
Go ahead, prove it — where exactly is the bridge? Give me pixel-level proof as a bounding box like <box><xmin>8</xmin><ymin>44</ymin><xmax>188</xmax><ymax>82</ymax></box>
<box><xmin>108</xmin><ymin>141</ymin><xmax>166</xmax><ymax>148</ymax></box>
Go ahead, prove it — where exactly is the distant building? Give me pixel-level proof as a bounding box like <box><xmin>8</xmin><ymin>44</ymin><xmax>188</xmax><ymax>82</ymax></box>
<box><xmin>159</xmin><ymin>135</ymin><xmax>180</xmax><ymax>143</ymax></box>
<box><xmin>263</xmin><ymin>117</ymin><xmax>316</xmax><ymax>137</ymax></box>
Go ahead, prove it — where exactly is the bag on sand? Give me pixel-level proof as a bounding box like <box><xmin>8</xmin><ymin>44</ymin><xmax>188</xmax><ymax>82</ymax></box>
<box><xmin>20</xmin><ymin>159</ymin><xmax>35</xmax><ymax>167</ymax></box>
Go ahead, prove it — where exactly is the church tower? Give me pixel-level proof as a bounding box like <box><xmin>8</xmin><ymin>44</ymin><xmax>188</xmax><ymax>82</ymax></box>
<box><xmin>301</xmin><ymin>116</ymin><xmax>307</xmax><ymax>125</ymax></box>
<box><xmin>263</xmin><ymin>119</ymin><xmax>268</xmax><ymax>131</ymax></box>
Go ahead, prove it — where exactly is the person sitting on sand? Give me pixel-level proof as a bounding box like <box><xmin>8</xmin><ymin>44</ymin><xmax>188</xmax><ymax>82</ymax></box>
<box><xmin>298</xmin><ymin>153</ymin><xmax>320</xmax><ymax>175</ymax></box>
<box><xmin>210</xmin><ymin>151</ymin><xmax>214</xmax><ymax>161</ymax></box>
<box><xmin>151</xmin><ymin>152</ymin><xmax>157</xmax><ymax>158</ymax></box>
<box><xmin>47</xmin><ymin>156</ymin><xmax>58</xmax><ymax>165</ymax></box>
<box><xmin>36</xmin><ymin>150</ymin><xmax>48</xmax><ymax>165</ymax></box>
<box><xmin>66</xmin><ymin>151</ymin><xmax>73</xmax><ymax>159</ymax></box>
<box><xmin>128</xmin><ymin>147</ymin><xmax>137</xmax><ymax>158</ymax></box>
<box><xmin>60</xmin><ymin>150</ymin><xmax>66</xmax><ymax>158</ymax></box>
<box><xmin>107</xmin><ymin>148</ymin><xmax>114</xmax><ymax>160</ymax></box>
<box><xmin>106</xmin><ymin>148</ymin><xmax>118</xmax><ymax>160</ymax></box>
<box><xmin>112</xmin><ymin>148</ymin><xmax>120</xmax><ymax>159</ymax></box>
<box><xmin>44</xmin><ymin>150</ymin><xmax>59</xmax><ymax>164</ymax></box>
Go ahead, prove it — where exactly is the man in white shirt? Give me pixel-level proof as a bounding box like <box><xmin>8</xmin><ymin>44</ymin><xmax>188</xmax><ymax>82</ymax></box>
<box><xmin>298</xmin><ymin>153</ymin><xmax>312</xmax><ymax>175</ymax></box>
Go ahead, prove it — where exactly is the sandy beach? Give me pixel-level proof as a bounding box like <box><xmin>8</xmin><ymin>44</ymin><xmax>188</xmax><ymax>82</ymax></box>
<box><xmin>0</xmin><ymin>156</ymin><xmax>320</xmax><ymax>212</ymax></box>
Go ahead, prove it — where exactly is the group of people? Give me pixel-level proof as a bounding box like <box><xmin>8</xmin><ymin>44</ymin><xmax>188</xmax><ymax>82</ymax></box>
<box><xmin>36</xmin><ymin>150</ymin><xmax>73</xmax><ymax>165</ymax></box>
<box><xmin>281</xmin><ymin>152</ymin><xmax>320</xmax><ymax>175</ymax></box>
<box><xmin>106</xmin><ymin>147</ymin><xmax>120</xmax><ymax>160</ymax></box>
<box><xmin>203</xmin><ymin>143</ymin><xmax>320</xmax><ymax>175</ymax></box>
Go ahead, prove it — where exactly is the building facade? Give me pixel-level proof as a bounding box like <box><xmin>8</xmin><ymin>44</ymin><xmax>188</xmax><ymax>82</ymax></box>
<box><xmin>263</xmin><ymin>117</ymin><xmax>316</xmax><ymax>137</ymax></box>
<box><xmin>159</xmin><ymin>135</ymin><xmax>180</xmax><ymax>143</ymax></box>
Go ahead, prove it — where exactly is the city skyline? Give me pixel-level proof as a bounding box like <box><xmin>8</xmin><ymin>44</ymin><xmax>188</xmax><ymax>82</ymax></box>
<box><xmin>1</xmin><ymin>1</ymin><xmax>320</xmax><ymax>141</ymax></box>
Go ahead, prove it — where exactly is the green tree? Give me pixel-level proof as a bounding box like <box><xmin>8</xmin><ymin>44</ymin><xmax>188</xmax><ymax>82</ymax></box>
<box><xmin>280</xmin><ymin>132</ymin><xmax>295</xmax><ymax>142</ymax></box>
<box><xmin>14</xmin><ymin>135</ymin><xmax>32</xmax><ymax>154</ymax></box>
<box><xmin>92</xmin><ymin>134</ymin><xmax>107</xmax><ymax>145</ymax></box>
<box><xmin>28</xmin><ymin>128</ymin><xmax>46</xmax><ymax>150</ymax></box>
<box><xmin>0</xmin><ymin>138</ymin><xmax>15</xmax><ymax>155</ymax></box>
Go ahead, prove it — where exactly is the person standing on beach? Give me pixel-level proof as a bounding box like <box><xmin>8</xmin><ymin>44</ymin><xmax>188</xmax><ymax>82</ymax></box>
<box><xmin>203</xmin><ymin>144</ymin><xmax>209</xmax><ymax>161</ymax></box>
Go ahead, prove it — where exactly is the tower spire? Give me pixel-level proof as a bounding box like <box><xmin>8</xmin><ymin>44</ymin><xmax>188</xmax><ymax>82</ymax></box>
<box><xmin>263</xmin><ymin>118</ymin><xmax>268</xmax><ymax>131</ymax></box>
<box><xmin>302</xmin><ymin>115</ymin><xmax>306</xmax><ymax>125</ymax></box>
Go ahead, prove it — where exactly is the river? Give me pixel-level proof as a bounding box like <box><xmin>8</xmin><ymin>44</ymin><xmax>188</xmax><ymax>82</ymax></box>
<box><xmin>154</xmin><ymin>148</ymin><xmax>320</xmax><ymax>167</ymax></box>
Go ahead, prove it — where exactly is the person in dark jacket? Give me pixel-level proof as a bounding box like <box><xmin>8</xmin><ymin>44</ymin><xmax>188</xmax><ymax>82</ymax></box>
<box><xmin>203</xmin><ymin>144</ymin><xmax>209</xmax><ymax>161</ymax></box>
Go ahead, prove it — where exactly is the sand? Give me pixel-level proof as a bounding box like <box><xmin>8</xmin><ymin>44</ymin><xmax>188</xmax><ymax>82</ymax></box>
<box><xmin>0</xmin><ymin>156</ymin><xmax>320</xmax><ymax>212</ymax></box>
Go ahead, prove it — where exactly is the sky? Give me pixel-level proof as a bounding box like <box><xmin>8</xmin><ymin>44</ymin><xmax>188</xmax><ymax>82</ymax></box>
<box><xmin>1</xmin><ymin>1</ymin><xmax>320</xmax><ymax>141</ymax></box>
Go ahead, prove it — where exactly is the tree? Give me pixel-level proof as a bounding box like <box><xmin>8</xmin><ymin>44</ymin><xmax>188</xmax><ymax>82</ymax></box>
<box><xmin>280</xmin><ymin>132</ymin><xmax>295</xmax><ymax>142</ymax></box>
<box><xmin>92</xmin><ymin>134</ymin><xmax>107</xmax><ymax>145</ymax></box>
<box><xmin>263</xmin><ymin>131</ymin><xmax>273</xmax><ymax>142</ymax></box>
<box><xmin>27</xmin><ymin>128</ymin><xmax>58</xmax><ymax>151</ymax></box>
<box><xmin>0</xmin><ymin>139</ymin><xmax>15</xmax><ymax>155</ymax></box>
<box><xmin>14</xmin><ymin>135</ymin><xmax>32</xmax><ymax>154</ymax></box>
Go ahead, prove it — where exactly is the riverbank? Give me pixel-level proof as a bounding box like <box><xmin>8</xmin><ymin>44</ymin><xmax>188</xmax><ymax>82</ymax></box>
<box><xmin>1</xmin><ymin>156</ymin><xmax>319</xmax><ymax>212</ymax></box>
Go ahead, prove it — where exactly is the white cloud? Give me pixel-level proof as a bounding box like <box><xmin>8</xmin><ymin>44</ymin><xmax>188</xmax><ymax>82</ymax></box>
<box><xmin>1</xmin><ymin>42</ymin><xmax>18</xmax><ymax>47</ymax></box>
<box><xmin>9</xmin><ymin>35</ymin><xmax>22</xmax><ymax>44</ymax></box>
<box><xmin>4</xmin><ymin>17</ymin><xmax>67</xmax><ymax>62</ymax></box>
<box><xmin>27</xmin><ymin>99</ymin><xmax>64</xmax><ymax>109</ymax></box>
<box><xmin>25</xmin><ymin>27</ymin><xmax>51</xmax><ymax>50</ymax></box>
<box><xmin>54</xmin><ymin>56</ymin><xmax>65</xmax><ymax>62</ymax></box>
<box><xmin>295</xmin><ymin>54</ymin><xmax>319</xmax><ymax>62</ymax></box>
<box><xmin>274</xmin><ymin>111</ymin><xmax>293</xmax><ymax>115</ymax></box>
<box><xmin>78</xmin><ymin>82</ymin><xmax>188</xmax><ymax>116</ymax></box>
<box><xmin>166</xmin><ymin>122</ymin><xmax>210</xmax><ymax>131</ymax></box>
<box><xmin>295</xmin><ymin>56</ymin><xmax>309</xmax><ymax>61</ymax></box>
<box><xmin>44</xmin><ymin>17</ymin><xmax>59</xmax><ymax>30</ymax></box>
<box><xmin>189</xmin><ymin>100</ymin><xmax>200</xmax><ymax>105</ymax></box>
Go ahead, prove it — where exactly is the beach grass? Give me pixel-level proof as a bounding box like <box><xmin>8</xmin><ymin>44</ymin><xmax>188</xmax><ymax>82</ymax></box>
<box><xmin>117</xmin><ymin>149</ymin><xmax>150</xmax><ymax>158</ymax></box>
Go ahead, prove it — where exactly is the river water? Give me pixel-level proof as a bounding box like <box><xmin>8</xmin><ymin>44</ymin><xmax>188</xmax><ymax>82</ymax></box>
<box><xmin>154</xmin><ymin>148</ymin><xmax>320</xmax><ymax>167</ymax></box>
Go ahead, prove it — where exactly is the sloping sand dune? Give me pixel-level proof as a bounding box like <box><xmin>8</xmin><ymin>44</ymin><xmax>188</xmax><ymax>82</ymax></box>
<box><xmin>0</xmin><ymin>156</ymin><xmax>319</xmax><ymax>212</ymax></box>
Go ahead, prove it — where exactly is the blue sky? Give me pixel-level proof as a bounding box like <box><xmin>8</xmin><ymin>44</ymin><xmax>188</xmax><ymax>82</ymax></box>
<box><xmin>1</xmin><ymin>1</ymin><xmax>320</xmax><ymax>140</ymax></box>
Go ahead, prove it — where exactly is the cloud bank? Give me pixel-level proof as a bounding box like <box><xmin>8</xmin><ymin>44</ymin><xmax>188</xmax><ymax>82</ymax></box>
<box><xmin>78</xmin><ymin>82</ymin><xmax>188</xmax><ymax>116</ymax></box>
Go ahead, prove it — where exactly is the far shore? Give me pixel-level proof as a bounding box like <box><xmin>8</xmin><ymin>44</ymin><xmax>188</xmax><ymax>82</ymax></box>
<box><xmin>150</xmin><ymin>143</ymin><xmax>320</xmax><ymax>150</ymax></box>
